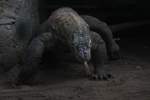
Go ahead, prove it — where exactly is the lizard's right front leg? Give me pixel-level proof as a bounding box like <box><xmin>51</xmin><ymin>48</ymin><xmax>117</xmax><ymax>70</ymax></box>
<box><xmin>11</xmin><ymin>32</ymin><xmax>55</xmax><ymax>86</ymax></box>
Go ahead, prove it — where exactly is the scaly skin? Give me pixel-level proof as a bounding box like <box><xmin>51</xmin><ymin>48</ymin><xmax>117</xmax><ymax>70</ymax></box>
<box><xmin>48</xmin><ymin>7</ymin><xmax>92</xmax><ymax>62</ymax></box>
<box><xmin>81</xmin><ymin>15</ymin><xmax>120</xmax><ymax>60</ymax></box>
<box><xmin>13</xmin><ymin>7</ymin><xmax>116</xmax><ymax>85</ymax></box>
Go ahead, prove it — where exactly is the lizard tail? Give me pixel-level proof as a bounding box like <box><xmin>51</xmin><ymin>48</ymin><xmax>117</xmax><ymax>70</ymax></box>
<box><xmin>109</xmin><ymin>20</ymin><xmax>150</xmax><ymax>33</ymax></box>
<box><xmin>82</xmin><ymin>15</ymin><xmax>150</xmax><ymax>34</ymax></box>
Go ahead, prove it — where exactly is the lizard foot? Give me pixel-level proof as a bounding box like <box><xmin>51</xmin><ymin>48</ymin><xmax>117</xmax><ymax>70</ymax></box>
<box><xmin>89</xmin><ymin>70</ymin><xmax>113</xmax><ymax>80</ymax></box>
<box><xmin>108</xmin><ymin>43</ymin><xmax>120</xmax><ymax>60</ymax></box>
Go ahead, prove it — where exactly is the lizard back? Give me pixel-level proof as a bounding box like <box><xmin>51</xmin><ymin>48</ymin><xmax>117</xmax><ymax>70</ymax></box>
<box><xmin>48</xmin><ymin>7</ymin><xmax>90</xmax><ymax>45</ymax></box>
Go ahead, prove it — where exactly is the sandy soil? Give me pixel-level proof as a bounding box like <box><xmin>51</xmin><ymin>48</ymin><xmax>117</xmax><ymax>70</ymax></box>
<box><xmin>0</xmin><ymin>37</ymin><xmax>149</xmax><ymax>100</ymax></box>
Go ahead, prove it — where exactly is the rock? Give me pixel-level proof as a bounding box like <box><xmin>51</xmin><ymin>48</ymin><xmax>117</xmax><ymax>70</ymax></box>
<box><xmin>0</xmin><ymin>0</ymin><xmax>39</xmax><ymax>72</ymax></box>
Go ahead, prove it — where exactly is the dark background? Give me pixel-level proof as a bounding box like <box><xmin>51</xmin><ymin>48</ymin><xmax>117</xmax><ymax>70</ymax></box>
<box><xmin>39</xmin><ymin>0</ymin><xmax>150</xmax><ymax>24</ymax></box>
<box><xmin>38</xmin><ymin>0</ymin><xmax>150</xmax><ymax>61</ymax></box>
<box><xmin>38</xmin><ymin>0</ymin><xmax>150</xmax><ymax>42</ymax></box>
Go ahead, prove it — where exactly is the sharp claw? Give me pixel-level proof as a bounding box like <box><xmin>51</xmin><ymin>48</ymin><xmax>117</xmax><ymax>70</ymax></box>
<box><xmin>99</xmin><ymin>75</ymin><xmax>103</xmax><ymax>80</ymax></box>
<box><xmin>93</xmin><ymin>74</ymin><xmax>98</xmax><ymax>80</ymax></box>
<box><xmin>108</xmin><ymin>51</ymin><xmax>120</xmax><ymax>60</ymax></box>
<box><xmin>89</xmin><ymin>74</ymin><xmax>97</xmax><ymax>80</ymax></box>
<box><xmin>88</xmin><ymin>74</ymin><xmax>94</xmax><ymax>80</ymax></box>
<box><xmin>102</xmin><ymin>76</ymin><xmax>108</xmax><ymax>80</ymax></box>
<box><xmin>110</xmin><ymin>75</ymin><xmax>114</xmax><ymax>79</ymax></box>
<box><xmin>89</xmin><ymin>73</ymin><xmax>113</xmax><ymax>81</ymax></box>
<box><xmin>107</xmin><ymin>74</ymin><xmax>113</xmax><ymax>78</ymax></box>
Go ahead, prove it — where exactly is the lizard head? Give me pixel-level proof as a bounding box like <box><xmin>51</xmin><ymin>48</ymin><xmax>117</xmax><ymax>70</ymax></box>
<box><xmin>71</xmin><ymin>30</ymin><xmax>92</xmax><ymax>63</ymax></box>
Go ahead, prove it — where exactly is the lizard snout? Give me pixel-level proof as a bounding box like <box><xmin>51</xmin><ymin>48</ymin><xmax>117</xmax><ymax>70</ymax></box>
<box><xmin>79</xmin><ymin>47</ymin><xmax>91</xmax><ymax>62</ymax></box>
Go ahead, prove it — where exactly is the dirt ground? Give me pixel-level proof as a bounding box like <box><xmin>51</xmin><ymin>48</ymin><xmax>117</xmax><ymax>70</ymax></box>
<box><xmin>0</xmin><ymin>36</ymin><xmax>149</xmax><ymax>100</ymax></box>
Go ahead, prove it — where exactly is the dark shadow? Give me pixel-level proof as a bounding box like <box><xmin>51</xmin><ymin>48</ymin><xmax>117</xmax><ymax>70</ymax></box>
<box><xmin>34</xmin><ymin>50</ymin><xmax>86</xmax><ymax>86</ymax></box>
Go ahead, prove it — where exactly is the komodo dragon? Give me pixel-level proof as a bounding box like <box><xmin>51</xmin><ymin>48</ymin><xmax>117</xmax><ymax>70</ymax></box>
<box><xmin>9</xmin><ymin>7</ymin><xmax>120</xmax><ymax>85</ymax></box>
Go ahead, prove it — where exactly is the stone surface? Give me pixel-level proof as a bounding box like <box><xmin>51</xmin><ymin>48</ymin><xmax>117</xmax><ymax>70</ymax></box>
<box><xmin>0</xmin><ymin>0</ymin><xmax>39</xmax><ymax>71</ymax></box>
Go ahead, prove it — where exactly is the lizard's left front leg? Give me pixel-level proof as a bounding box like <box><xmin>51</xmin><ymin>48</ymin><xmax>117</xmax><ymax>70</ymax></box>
<box><xmin>90</xmin><ymin>32</ymin><xmax>112</xmax><ymax>80</ymax></box>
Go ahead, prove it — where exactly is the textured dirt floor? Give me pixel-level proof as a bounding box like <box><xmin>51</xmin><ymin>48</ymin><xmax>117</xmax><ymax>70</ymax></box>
<box><xmin>0</xmin><ymin>36</ymin><xmax>149</xmax><ymax>100</ymax></box>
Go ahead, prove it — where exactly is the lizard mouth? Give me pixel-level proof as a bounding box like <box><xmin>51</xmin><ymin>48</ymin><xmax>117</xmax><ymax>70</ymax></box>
<box><xmin>75</xmin><ymin>47</ymin><xmax>91</xmax><ymax>62</ymax></box>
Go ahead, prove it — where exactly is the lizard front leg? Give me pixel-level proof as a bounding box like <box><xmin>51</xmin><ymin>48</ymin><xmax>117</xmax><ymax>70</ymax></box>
<box><xmin>90</xmin><ymin>31</ymin><xmax>112</xmax><ymax>80</ymax></box>
<box><xmin>82</xmin><ymin>15</ymin><xmax>120</xmax><ymax>60</ymax></box>
<box><xmin>11</xmin><ymin>32</ymin><xmax>55</xmax><ymax>86</ymax></box>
